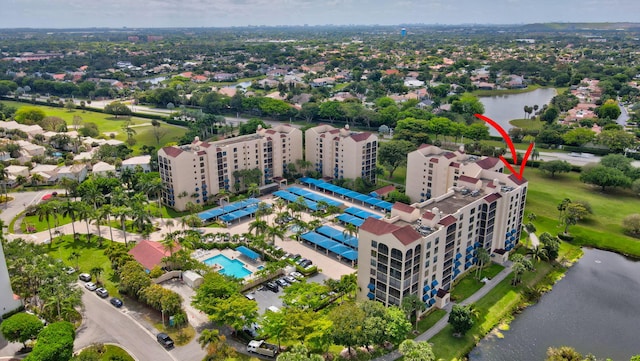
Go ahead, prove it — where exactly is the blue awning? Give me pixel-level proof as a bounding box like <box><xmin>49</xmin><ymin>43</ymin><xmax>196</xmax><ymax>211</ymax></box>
<box><xmin>431</xmin><ymin>280</ymin><xmax>439</xmax><ymax>287</ymax></box>
<box><xmin>367</xmin><ymin>292</ymin><xmax>375</xmax><ymax>300</ymax></box>
<box><xmin>340</xmin><ymin>249</ymin><xmax>358</xmax><ymax>261</ymax></box>
<box><xmin>236</xmin><ymin>246</ymin><xmax>260</xmax><ymax>260</ymax></box>
<box><xmin>423</xmin><ymin>285</ymin><xmax>430</xmax><ymax>292</ymax></box>
<box><xmin>367</xmin><ymin>283</ymin><xmax>375</xmax><ymax>291</ymax></box>
<box><xmin>428</xmin><ymin>298</ymin><xmax>436</xmax><ymax>306</ymax></box>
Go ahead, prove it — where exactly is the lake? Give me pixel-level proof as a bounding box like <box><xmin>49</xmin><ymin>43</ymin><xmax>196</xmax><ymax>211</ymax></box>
<box><xmin>479</xmin><ymin>88</ymin><xmax>557</xmax><ymax>136</ymax></box>
<box><xmin>469</xmin><ymin>248</ymin><xmax>640</xmax><ymax>361</ymax></box>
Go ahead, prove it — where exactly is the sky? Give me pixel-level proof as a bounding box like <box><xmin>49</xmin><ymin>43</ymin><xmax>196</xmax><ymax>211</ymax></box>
<box><xmin>3</xmin><ymin>0</ymin><xmax>640</xmax><ymax>28</ymax></box>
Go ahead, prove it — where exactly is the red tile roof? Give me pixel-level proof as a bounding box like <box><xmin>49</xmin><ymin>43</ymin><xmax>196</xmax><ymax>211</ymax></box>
<box><xmin>508</xmin><ymin>174</ymin><xmax>527</xmax><ymax>185</ymax></box>
<box><xmin>391</xmin><ymin>225</ymin><xmax>422</xmax><ymax>246</ymax></box>
<box><xmin>128</xmin><ymin>240</ymin><xmax>181</xmax><ymax>271</ymax></box>
<box><xmin>392</xmin><ymin>202</ymin><xmax>415</xmax><ymax>213</ymax></box>
<box><xmin>451</xmin><ymin>162</ymin><xmax>460</xmax><ymax>168</ymax></box>
<box><xmin>438</xmin><ymin>215</ymin><xmax>457</xmax><ymax>227</ymax></box>
<box><xmin>458</xmin><ymin>175</ymin><xmax>479</xmax><ymax>184</ymax></box>
<box><xmin>350</xmin><ymin>132</ymin><xmax>372</xmax><ymax>142</ymax></box>
<box><xmin>161</xmin><ymin>146</ymin><xmax>183</xmax><ymax>158</ymax></box>
<box><xmin>430</xmin><ymin>158</ymin><xmax>439</xmax><ymax>163</ymax></box>
<box><xmin>374</xmin><ymin>185</ymin><xmax>396</xmax><ymax>196</ymax></box>
<box><xmin>422</xmin><ymin>211</ymin><xmax>435</xmax><ymax>220</ymax></box>
<box><xmin>360</xmin><ymin>217</ymin><xmax>400</xmax><ymax>235</ymax></box>
<box><xmin>444</xmin><ymin>152</ymin><xmax>456</xmax><ymax>159</ymax></box>
<box><xmin>483</xmin><ymin>193</ymin><xmax>502</xmax><ymax>203</ymax></box>
<box><xmin>475</xmin><ymin>157</ymin><xmax>500</xmax><ymax>169</ymax></box>
<box><xmin>418</xmin><ymin>144</ymin><xmax>433</xmax><ymax>150</ymax></box>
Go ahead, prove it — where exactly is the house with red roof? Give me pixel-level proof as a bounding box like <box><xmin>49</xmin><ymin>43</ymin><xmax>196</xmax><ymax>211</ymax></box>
<box><xmin>128</xmin><ymin>240</ymin><xmax>181</xmax><ymax>271</ymax></box>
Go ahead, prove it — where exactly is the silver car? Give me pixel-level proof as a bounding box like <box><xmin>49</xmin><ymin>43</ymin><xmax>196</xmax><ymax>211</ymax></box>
<box><xmin>85</xmin><ymin>282</ymin><xmax>97</xmax><ymax>291</ymax></box>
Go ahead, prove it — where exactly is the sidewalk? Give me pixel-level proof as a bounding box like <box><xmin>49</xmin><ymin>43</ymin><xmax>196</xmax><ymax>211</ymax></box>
<box><xmin>372</xmin><ymin>264</ymin><xmax>513</xmax><ymax>361</ymax></box>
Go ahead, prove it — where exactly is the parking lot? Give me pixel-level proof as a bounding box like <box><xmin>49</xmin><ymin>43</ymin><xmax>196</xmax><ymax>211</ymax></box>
<box><xmin>243</xmin><ymin>272</ymin><xmax>328</xmax><ymax>315</ymax></box>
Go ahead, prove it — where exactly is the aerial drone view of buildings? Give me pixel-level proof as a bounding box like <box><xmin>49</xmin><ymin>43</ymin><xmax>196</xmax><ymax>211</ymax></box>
<box><xmin>2</xmin><ymin>5</ymin><xmax>640</xmax><ymax>361</ymax></box>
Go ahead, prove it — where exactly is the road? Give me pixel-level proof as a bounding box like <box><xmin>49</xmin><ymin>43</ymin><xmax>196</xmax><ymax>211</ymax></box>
<box><xmin>76</xmin><ymin>287</ymin><xmax>178</xmax><ymax>361</ymax></box>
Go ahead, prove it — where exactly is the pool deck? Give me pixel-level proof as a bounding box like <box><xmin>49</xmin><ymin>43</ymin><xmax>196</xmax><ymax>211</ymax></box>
<box><xmin>193</xmin><ymin>248</ymin><xmax>264</xmax><ymax>279</ymax></box>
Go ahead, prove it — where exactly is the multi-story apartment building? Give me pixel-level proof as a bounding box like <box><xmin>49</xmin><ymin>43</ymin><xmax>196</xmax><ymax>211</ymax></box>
<box><xmin>305</xmin><ymin>124</ymin><xmax>378</xmax><ymax>183</ymax></box>
<box><xmin>357</xmin><ymin>145</ymin><xmax>527</xmax><ymax>313</ymax></box>
<box><xmin>1</xmin><ymin>241</ymin><xmax>22</xmax><ymax>318</ymax></box>
<box><xmin>405</xmin><ymin>144</ymin><xmax>505</xmax><ymax>203</ymax></box>
<box><xmin>158</xmin><ymin>124</ymin><xmax>302</xmax><ymax>211</ymax></box>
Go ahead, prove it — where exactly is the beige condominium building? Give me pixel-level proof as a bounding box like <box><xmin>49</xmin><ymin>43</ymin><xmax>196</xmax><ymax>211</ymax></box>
<box><xmin>158</xmin><ymin>124</ymin><xmax>302</xmax><ymax>211</ymax></box>
<box><xmin>357</xmin><ymin>145</ymin><xmax>527</xmax><ymax>313</ymax></box>
<box><xmin>305</xmin><ymin>124</ymin><xmax>378</xmax><ymax>183</ymax></box>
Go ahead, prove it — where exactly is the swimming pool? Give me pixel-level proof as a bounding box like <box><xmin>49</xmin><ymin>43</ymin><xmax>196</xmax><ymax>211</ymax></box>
<box><xmin>203</xmin><ymin>254</ymin><xmax>252</xmax><ymax>278</ymax></box>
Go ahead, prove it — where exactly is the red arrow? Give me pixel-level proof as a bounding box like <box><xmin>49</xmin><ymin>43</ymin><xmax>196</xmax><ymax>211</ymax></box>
<box><xmin>474</xmin><ymin>114</ymin><xmax>534</xmax><ymax>181</ymax></box>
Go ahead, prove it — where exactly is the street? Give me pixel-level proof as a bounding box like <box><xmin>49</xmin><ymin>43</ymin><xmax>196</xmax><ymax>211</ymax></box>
<box><xmin>76</xmin><ymin>287</ymin><xmax>178</xmax><ymax>361</ymax></box>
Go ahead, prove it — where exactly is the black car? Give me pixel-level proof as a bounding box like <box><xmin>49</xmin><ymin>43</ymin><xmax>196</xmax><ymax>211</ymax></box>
<box><xmin>157</xmin><ymin>333</ymin><xmax>174</xmax><ymax>349</ymax></box>
<box><xmin>265</xmin><ymin>282</ymin><xmax>279</xmax><ymax>293</ymax></box>
<box><xmin>110</xmin><ymin>297</ymin><xmax>123</xmax><ymax>308</ymax></box>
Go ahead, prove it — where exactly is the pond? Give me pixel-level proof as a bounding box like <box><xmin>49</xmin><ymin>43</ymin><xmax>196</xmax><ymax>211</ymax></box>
<box><xmin>469</xmin><ymin>248</ymin><xmax>640</xmax><ymax>361</ymax></box>
<box><xmin>479</xmin><ymin>88</ymin><xmax>557</xmax><ymax>136</ymax></box>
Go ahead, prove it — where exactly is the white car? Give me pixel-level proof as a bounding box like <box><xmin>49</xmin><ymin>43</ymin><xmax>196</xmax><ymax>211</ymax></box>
<box><xmin>85</xmin><ymin>282</ymin><xmax>97</xmax><ymax>291</ymax></box>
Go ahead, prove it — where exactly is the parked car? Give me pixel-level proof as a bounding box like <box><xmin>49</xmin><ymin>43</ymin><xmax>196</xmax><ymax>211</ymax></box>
<box><xmin>63</xmin><ymin>267</ymin><xmax>76</xmax><ymax>275</ymax></box>
<box><xmin>245</xmin><ymin>293</ymin><xmax>256</xmax><ymax>301</ymax></box>
<box><xmin>84</xmin><ymin>282</ymin><xmax>97</xmax><ymax>291</ymax></box>
<box><xmin>79</xmin><ymin>273</ymin><xmax>91</xmax><ymax>282</ymax></box>
<box><xmin>110</xmin><ymin>297</ymin><xmax>123</xmax><ymax>308</ymax></box>
<box><xmin>284</xmin><ymin>275</ymin><xmax>297</xmax><ymax>283</ymax></box>
<box><xmin>265</xmin><ymin>282</ymin><xmax>279</xmax><ymax>293</ymax></box>
<box><xmin>157</xmin><ymin>333</ymin><xmax>174</xmax><ymax>349</ymax></box>
<box><xmin>300</xmin><ymin>260</ymin><xmax>313</xmax><ymax>268</ymax></box>
<box><xmin>296</xmin><ymin>258</ymin><xmax>308</xmax><ymax>265</ymax></box>
<box><xmin>276</xmin><ymin>278</ymin><xmax>289</xmax><ymax>288</ymax></box>
<box><xmin>95</xmin><ymin>288</ymin><xmax>109</xmax><ymax>298</ymax></box>
<box><xmin>290</xmin><ymin>271</ymin><xmax>303</xmax><ymax>279</ymax></box>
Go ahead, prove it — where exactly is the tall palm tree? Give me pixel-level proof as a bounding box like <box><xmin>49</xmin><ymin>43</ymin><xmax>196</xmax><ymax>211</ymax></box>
<box><xmin>401</xmin><ymin>294</ymin><xmax>427</xmax><ymax>331</ymax></box>
<box><xmin>198</xmin><ymin>329</ymin><xmax>225</xmax><ymax>355</ymax></box>
<box><xmin>90</xmin><ymin>266</ymin><xmax>104</xmax><ymax>285</ymax></box>
<box><xmin>68</xmin><ymin>251</ymin><xmax>80</xmax><ymax>270</ymax></box>
<box><xmin>92</xmin><ymin>207</ymin><xmax>104</xmax><ymax>245</ymax></box>
<box><xmin>266</xmin><ymin>225</ymin><xmax>286</xmax><ymax>245</ymax></box>
<box><xmin>511</xmin><ymin>261</ymin><xmax>526</xmax><ymax>286</ymax></box>
<box><xmin>114</xmin><ymin>206</ymin><xmax>131</xmax><ymax>246</ymax></box>
<box><xmin>249</xmin><ymin>219</ymin><xmax>268</xmax><ymax>236</ymax></box>
<box><xmin>36</xmin><ymin>202</ymin><xmax>55</xmax><ymax>242</ymax></box>
<box><xmin>342</xmin><ymin>223</ymin><xmax>358</xmax><ymax>241</ymax></box>
<box><xmin>61</xmin><ymin>201</ymin><xmax>78</xmax><ymax>239</ymax></box>
<box><xmin>308</xmin><ymin>219</ymin><xmax>322</xmax><ymax>231</ymax></box>
<box><xmin>76</xmin><ymin>202</ymin><xmax>94</xmax><ymax>243</ymax></box>
<box><xmin>99</xmin><ymin>205</ymin><xmax>115</xmax><ymax>243</ymax></box>
<box><xmin>528</xmin><ymin>246</ymin><xmax>547</xmax><ymax>263</ymax></box>
<box><xmin>255</xmin><ymin>202</ymin><xmax>272</xmax><ymax>223</ymax></box>
<box><xmin>164</xmin><ymin>219</ymin><xmax>174</xmax><ymax>233</ymax></box>
<box><xmin>475</xmin><ymin>247</ymin><xmax>491</xmax><ymax>279</ymax></box>
<box><xmin>161</xmin><ymin>233</ymin><xmax>178</xmax><ymax>269</ymax></box>
<box><xmin>247</xmin><ymin>183</ymin><xmax>260</xmax><ymax>198</ymax></box>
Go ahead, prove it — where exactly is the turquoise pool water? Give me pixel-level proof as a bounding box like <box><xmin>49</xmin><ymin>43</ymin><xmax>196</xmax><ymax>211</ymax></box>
<box><xmin>203</xmin><ymin>254</ymin><xmax>252</xmax><ymax>278</ymax></box>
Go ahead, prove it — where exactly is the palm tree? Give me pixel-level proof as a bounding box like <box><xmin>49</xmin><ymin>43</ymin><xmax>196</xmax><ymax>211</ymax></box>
<box><xmin>342</xmin><ymin>223</ymin><xmax>358</xmax><ymax>241</ymax></box>
<box><xmin>61</xmin><ymin>201</ymin><xmax>78</xmax><ymax>239</ymax></box>
<box><xmin>68</xmin><ymin>251</ymin><xmax>80</xmax><ymax>270</ymax></box>
<box><xmin>76</xmin><ymin>202</ymin><xmax>94</xmax><ymax>243</ymax></box>
<box><xmin>92</xmin><ymin>208</ymin><xmax>105</xmax><ymax>245</ymax></box>
<box><xmin>114</xmin><ymin>206</ymin><xmax>131</xmax><ymax>246</ymax></box>
<box><xmin>161</xmin><ymin>233</ymin><xmax>178</xmax><ymax>269</ymax></box>
<box><xmin>90</xmin><ymin>266</ymin><xmax>104</xmax><ymax>285</ymax></box>
<box><xmin>99</xmin><ymin>205</ymin><xmax>115</xmax><ymax>243</ymax></box>
<box><xmin>308</xmin><ymin>219</ymin><xmax>322</xmax><ymax>231</ymax></box>
<box><xmin>247</xmin><ymin>183</ymin><xmax>260</xmax><ymax>198</ymax></box>
<box><xmin>475</xmin><ymin>247</ymin><xmax>491</xmax><ymax>279</ymax></box>
<box><xmin>144</xmin><ymin>177</ymin><xmax>164</xmax><ymax>214</ymax></box>
<box><xmin>338</xmin><ymin>273</ymin><xmax>359</xmax><ymax>299</ymax></box>
<box><xmin>164</xmin><ymin>219</ymin><xmax>174</xmax><ymax>233</ymax></box>
<box><xmin>401</xmin><ymin>294</ymin><xmax>426</xmax><ymax>331</ymax></box>
<box><xmin>266</xmin><ymin>225</ymin><xmax>286</xmax><ymax>245</ymax></box>
<box><xmin>36</xmin><ymin>202</ymin><xmax>55</xmax><ymax>242</ymax></box>
<box><xmin>528</xmin><ymin>246</ymin><xmax>547</xmax><ymax>263</ymax></box>
<box><xmin>511</xmin><ymin>261</ymin><xmax>526</xmax><ymax>286</ymax></box>
<box><xmin>527</xmin><ymin>212</ymin><xmax>537</xmax><ymax>222</ymax></box>
<box><xmin>255</xmin><ymin>202</ymin><xmax>273</xmax><ymax>223</ymax></box>
<box><xmin>198</xmin><ymin>329</ymin><xmax>225</xmax><ymax>355</ymax></box>
<box><xmin>249</xmin><ymin>219</ymin><xmax>268</xmax><ymax>236</ymax></box>
<box><xmin>0</xmin><ymin>165</ymin><xmax>7</xmax><ymax>208</ymax></box>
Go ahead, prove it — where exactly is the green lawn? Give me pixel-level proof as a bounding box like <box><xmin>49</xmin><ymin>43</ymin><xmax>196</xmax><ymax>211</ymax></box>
<box><xmin>450</xmin><ymin>264</ymin><xmax>505</xmax><ymax>302</ymax></box>
<box><xmin>75</xmin><ymin>344</ymin><xmax>135</xmax><ymax>361</ymax></box>
<box><xmin>430</xmin><ymin>243</ymin><xmax>582</xmax><ymax>361</ymax></box>
<box><xmin>0</xmin><ymin>100</ymin><xmax>187</xmax><ymax>153</ymax></box>
<box><xmin>408</xmin><ymin>309</ymin><xmax>448</xmax><ymax>339</ymax></box>
<box><xmin>525</xmin><ymin>168</ymin><xmax>640</xmax><ymax>257</ymax></box>
<box><xmin>46</xmin><ymin>235</ymin><xmax>123</xmax><ymax>296</ymax></box>
<box><xmin>21</xmin><ymin>212</ymin><xmax>74</xmax><ymax>233</ymax></box>
<box><xmin>509</xmin><ymin>118</ymin><xmax>545</xmax><ymax>131</ymax></box>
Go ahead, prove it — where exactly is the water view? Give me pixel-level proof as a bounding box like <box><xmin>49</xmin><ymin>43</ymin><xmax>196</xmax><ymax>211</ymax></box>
<box><xmin>479</xmin><ymin>88</ymin><xmax>557</xmax><ymax>136</ymax></box>
<box><xmin>469</xmin><ymin>248</ymin><xmax>640</xmax><ymax>361</ymax></box>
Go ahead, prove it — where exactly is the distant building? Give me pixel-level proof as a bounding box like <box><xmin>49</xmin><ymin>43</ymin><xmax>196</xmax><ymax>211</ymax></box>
<box><xmin>0</xmin><ymin>242</ymin><xmax>22</xmax><ymax>318</ymax></box>
<box><xmin>158</xmin><ymin>124</ymin><xmax>303</xmax><ymax>211</ymax></box>
<box><xmin>357</xmin><ymin>144</ymin><xmax>528</xmax><ymax>313</ymax></box>
<box><xmin>401</xmin><ymin>28</ymin><xmax>407</xmax><ymax>37</ymax></box>
<box><xmin>305</xmin><ymin>124</ymin><xmax>378</xmax><ymax>183</ymax></box>
<box><xmin>122</xmin><ymin>155</ymin><xmax>152</xmax><ymax>173</ymax></box>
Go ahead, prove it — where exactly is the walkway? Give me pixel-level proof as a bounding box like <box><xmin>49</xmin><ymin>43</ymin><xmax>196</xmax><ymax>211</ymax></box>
<box><xmin>372</xmin><ymin>264</ymin><xmax>513</xmax><ymax>361</ymax></box>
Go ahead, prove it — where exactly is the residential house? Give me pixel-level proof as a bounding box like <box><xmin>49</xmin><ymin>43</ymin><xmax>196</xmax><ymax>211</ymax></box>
<box><xmin>92</xmin><ymin>161</ymin><xmax>116</xmax><ymax>176</ymax></box>
<box><xmin>128</xmin><ymin>240</ymin><xmax>181</xmax><ymax>272</ymax></box>
<box><xmin>57</xmin><ymin>164</ymin><xmax>88</xmax><ymax>182</ymax></box>
<box><xmin>121</xmin><ymin>155</ymin><xmax>152</xmax><ymax>173</ymax></box>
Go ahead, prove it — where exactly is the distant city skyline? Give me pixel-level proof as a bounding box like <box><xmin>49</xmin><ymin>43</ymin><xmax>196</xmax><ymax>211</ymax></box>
<box><xmin>3</xmin><ymin>0</ymin><xmax>639</xmax><ymax>29</ymax></box>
